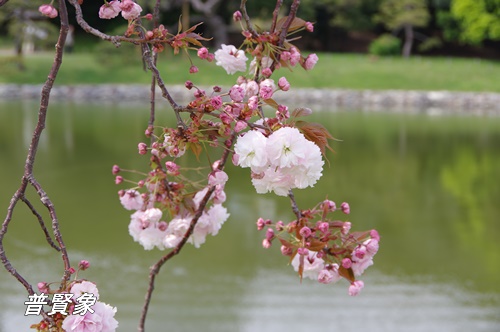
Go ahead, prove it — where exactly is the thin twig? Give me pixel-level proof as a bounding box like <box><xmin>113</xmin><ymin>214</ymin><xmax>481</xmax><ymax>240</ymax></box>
<box><xmin>240</xmin><ymin>0</ymin><xmax>258</xmax><ymax>38</ymax></box>
<box><xmin>270</xmin><ymin>0</ymin><xmax>283</xmax><ymax>33</ymax></box>
<box><xmin>288</xmin><ymin>189</ymin><xmax>303</xmax><ymax>220</ymax></box>
<box><xmin>20</xmin><ymin>196</ymin><xmax>60</xmax><ymax>251</ymax></box>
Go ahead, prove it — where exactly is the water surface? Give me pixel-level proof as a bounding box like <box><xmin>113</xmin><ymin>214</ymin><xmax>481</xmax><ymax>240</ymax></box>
<box><xmin>0</xmin><ymin>101</ymin><xmax>499</xmax><ymax>331</ymax></box>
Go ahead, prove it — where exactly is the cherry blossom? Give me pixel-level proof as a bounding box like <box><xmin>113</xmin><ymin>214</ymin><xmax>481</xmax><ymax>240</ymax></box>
<box><xmin>291</xmin><ymin>251</ymin><xmax>325</xmax><ymax>280</ymax></box>
<box><xmin>99</xmin><ymin>1</ymin><xmax>121</xmax><ymax>19</ymax></box>
<box><xmin>214</xmin><ymin>44</ymin><xmax>248</xmax><ymax>75</ymax></box>
<box><xmin>119</xmin><ymin>189</ymin><xmax>144</xmax><ymax>210</ymax></box>
<box><xmin>62</xmin><ymin>301</ymin><xmax>118</xmax><ymax>332</ymax></box>
<box><xmin>120</xmin><ymin>0</ymin><xmax>142</xmax><ymax>20</ymax></box>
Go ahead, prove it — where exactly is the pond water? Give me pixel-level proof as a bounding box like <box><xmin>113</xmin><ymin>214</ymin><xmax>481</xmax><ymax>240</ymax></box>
<box><xmin>0</xmin><ymin>101</ymin><xmax>499</xmax><ymax>332</ymax></box>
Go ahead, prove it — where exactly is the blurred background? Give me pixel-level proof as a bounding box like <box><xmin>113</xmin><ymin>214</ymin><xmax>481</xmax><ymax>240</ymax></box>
<box><xmin>1</xmin><ymin>0</ymin><xmax>500</xmax><ymax>331</ymax></box>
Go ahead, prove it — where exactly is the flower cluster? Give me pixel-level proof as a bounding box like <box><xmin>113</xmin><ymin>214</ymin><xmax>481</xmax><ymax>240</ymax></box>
<box><xmin>31</xmin><ymin>261</ymin><xmax>118</xmax><ymax>332</ymax></box>
<box><xmin>98</xmin><ymin>0</ymin><xmax>142</xmax><ymax>20</ymax></box>
<box><xmin>258</xmin><ymin>200</ymin><xmax>380</xmax><ymax>296</ymax></box>
<box><xmin>234</xmin><ymin>127</ymin><xmax>324</xmax><ymax>196</ymax></box>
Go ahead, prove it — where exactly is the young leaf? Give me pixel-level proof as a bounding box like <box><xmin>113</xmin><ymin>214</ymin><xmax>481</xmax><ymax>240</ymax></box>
<box><xmin>291</xmin><ymin>107</ymin><xmax>312</xmax><ymax>118</ymax></box>
<box><xmin>338</xmin><ymin>266</ymin><xmax>355</xmax><ymax>283</ymax></box>
<box><xmin>295</xmin><ymin>121</ymin><xmax>335</xmax><ymax>156</ymax></box>
<box><xmin>263</xmin><ymin>98</ymin><xmax>279</xmax><ymax>109</ymax></box>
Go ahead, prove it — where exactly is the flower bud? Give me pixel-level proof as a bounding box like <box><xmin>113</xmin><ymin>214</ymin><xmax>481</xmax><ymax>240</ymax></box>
<box><xmin>280</xmin><ymin>245</ymin><xmax>293</xmax><ymax>256</ymax></box>
<box><xmin>342</xmin><ymin>258</ymin><xmax>352</xmax><ymax>269</ymax></box>
<box><xmin>185</xmin><ymin>80</ymin><xmax>193</xmax><ymax>89</ymax></box>
<box><xmin>38</xmin><ymin>282</ymin><xmax>50</xmax><ymax>293</ymax></box>
<box><xmin>138</xmin><ymin>142</ymin><xmax>148</xmax><ymax>155</ymax></box>
<box><xmin>112</xmin><ymin>165</ymin><xmax>120</xmax><ymax>175</ymax></box>
<box><xmin>262</xmin><ymin>238</ymin><xmax>271</xmax><ymax>249</ymax></box>
<box><xmin>78</xmin><ymin>260</ymin><xmax>90</xmax><ymax>270</ymax></box>
<box><xmin>256</xmin><ymin>218</ymin><xmax>265</xmax><ymax>231</ymax></box>
<box><xmin>233</xmin><ymin>10</ymin><xmax>242</xmax><ymax>22</ymax></box>
<box><xmin>197</xmin><ymin>47</ymin><xmax>209</xmax><ymax>59</ymax></box>
<box><xmin>189</xmin><ymin>65</ymin><xmax>199</xmax><ymax>74</ymax></box>
<box><xmin>265</xmin><ymin>228</ymin><xmax>275</xmax><ymax>241</ymax></box>
<box><xmin>297</xmin><ymin>247</ymin><xmax>309</xmax><ymax>256</ymax></box>
<box><xmin>115</xmin><ymin>176</ymin><xmax>123</xmax><ymax>184</ymax></box>
<box><xmin>348</xmin><ymin>280</ymin><xmax>364</xmax><ymax>296</ymax></box>
<box><xmin>299</xmin><ymin>226</ymin><xmax>312</xmax><ymax>238</ymax></box>
<box><xmin>341</xmin><ymin>202</ymin><xmax>350</xmax><ymax>214</ymax></box>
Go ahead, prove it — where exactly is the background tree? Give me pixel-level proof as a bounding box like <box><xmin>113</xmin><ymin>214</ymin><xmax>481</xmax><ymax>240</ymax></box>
<box><xmin>375</xmin><ymin>0</ymin><xmax>430</xmax><ymax>57</ymax></box>
<box><xmin>450</xmin><ymin>0</ymin><xmax>500</xmax><ymax>44</ymax></box>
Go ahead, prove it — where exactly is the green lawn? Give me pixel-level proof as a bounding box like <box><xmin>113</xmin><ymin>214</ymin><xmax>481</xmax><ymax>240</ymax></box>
<box><xmin>1</xmin><ymin>51</ymin><xmax>500</xmax><ymax>92</ymax></box>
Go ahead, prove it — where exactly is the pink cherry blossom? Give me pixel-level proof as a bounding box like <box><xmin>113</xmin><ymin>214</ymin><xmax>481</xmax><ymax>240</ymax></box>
<box><xmin>208</xmin><ymin>170</ymin><xmax>229</xmax><ymax>186</ymax></box>
<box><xmin>234</xmin><ymin>120</ymin><xmax>247</xmax><ymax>132</ymax></box>
<box><xmin>120</xmin><ymin>0</ymin><xmax>142</xmax><ymax>20</ymax></box>
<box><xmin>71</xmin><ymin>281</ymin><xmax>99</xmax><ymax>300</ymax></box>
<box><xmin>291</xmin><ymin>251</ymin><xmax>325</xmax><ymax>280</ymax></box>
<box><xmin>62</xmin><ymin>301</ymin><xmax>118</xmax><ymax>332</ymax></box>
<box><xmin>214</xmin><ymin>44</ymin><xmax>248</xmax><ymax>75</ymax></box>
<box><xmin>259</xmin><ymin>79</ymin><xmax>275</xmax><ymax>99</ymax></box>
<box><xmin>278</xmin><ymin>77</ymin><xmax>290</xmax><ymax>91</ymax></box>
<box><xmin>348</xmin><ymin>280</ymin><xmax>364</xmax><ymax>296</ymax></box>
<box><xmin>233</xmin><ymin>10</ymin><xmax>242</xmax><ymax>22</ymax></box>
<box><xmin>119</xmin><ymin>189</ymin><xmax>143</xmax><ymax>210</ymax></box>
<box><xmin>229</xmin><ymin>85</ymin><xmax>245</xmax><ymax>102</ymax></box>
<box><xmin>39</xmin><ymin>4</ymin><xmax>58</xmax><ymax>18</ymax></box>
<box><xmin>99</xmin><ymin>1</ymin><xmax>121</xmax><ymax>19</ymax></box>
<box><xmin>303</xmin><ymin>53</ymin><xmax>319</xmax><ymax>70</ymax></box>
<box><xmin>244</xmin><ymin>80</ymin><xmax>259</xmax><ymax>97</ymax></box>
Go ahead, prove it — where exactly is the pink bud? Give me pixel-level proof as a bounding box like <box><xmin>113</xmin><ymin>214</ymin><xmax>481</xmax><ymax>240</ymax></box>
<box><xmin>265</xmin><ymin>228</ymin><xmax>275</xmax><ymax>241</ymax></box>
<box><xmin>299</xmin><ymin>226</ymin><xmax>312</xmax><ymax>238</ymax></box>
<box><xmin>158</xmin><ymin>221</ymin><xmax>168</xmax><ymax>231</ymax></box>
<box><xmin>39</xmin><ymin>4</ymin><xmax>58</xmax><ymax>18</ymax></box>
<box><xmin>305</xmin><ymin>21</ymin><xmax>314</xmax><ymax>32</ymax></box>
<box><xmin>197</xmin><ymin>47</ymin><xmax>209</xmax><ymax>59</ymax></box>
<box><xmin>185</xmin><ymin>80</ymin><xmax>193</xmax><ymax>89</ymax></box>
<box><xmin>233</xmin><ymin>10</ymin><xmax>242</xmax><ymax>22</ymax></box>
<box><xmin>38</xmin><ymin>282</ymin><xmax>49</xmax><ymax>293</ymax></box>
<box><xmin>165</xmin><ymin>161</ymin><xmax>180</xmax><ymax>176</ymax></box>
<box><xmin>322</xmin><ymin>199</ymin><xmax>336</xmax><ymax>212</ymax></box>
<box><xmin>342</xmin><ymin>258</ymin><xmax>352</xmax><ymax>269</ymax></box>
<box><xmin>189</xmin><ymin>65</ymin><xmax>199</xmax><ymax>74</ymax></box>
<box><xmin>115</xmin><ymin>176</ymin><xmax>123</xmax><ymax>184</ymax></box>
<box><xmin>318</xmin><ymin>222</ymin><xmax>329</xmax><ymax>234</ymax></box>
<box><xmin>342</xmin><ymin>221</ymin><xmax>351</xmax><ymax>235</ymax></box>
<box><xmin>262</xmin><ymin>67</ymin><xmax>272</xmax><ymax>77</ymax></box>
<box><xmin>138</xmin><ymin>142</ymin><xmax>148</xmax><ymax>155</ymax></box>
<box><xmin>145</xmin><ymin>13</ymin><xmax>153</xmax><ymax>20</ymax></box>
<box><xmin>138</xmin><ymin>180</ymin><xmax>145</xmax><ymax>188</ymax></box>
<box><xmin>78</xmin><ymin>260</ymin><xmax>90</xmax><ymax>270</ymax></box>
<box><xmin>234</xmin><ymin>120</ymin><xmax>247</xmax><ymax>133</ymax></box>
<box><xmin>256</xmin><ymin>218</ymin><xmax>265</xmax><ymax>231</ymax></box>
<box><xmin>207</xmin><ymin>53</ymin><xmax>215</xmax><ymax>62</ymax></box>
<box><xmin>229</xmin><ymin>85</ymin><xmax>245</xmax><ymax>102</ymax></box>
<box><xmin>262</xmin><ymin>238</ymin><xmax>271</xmax><ymax>249</ymax></box>
<box><xmin>68</xmin><ymin>267</ymin><xmax>76</xmax><ymax>274</ymax></box>
<box><xmin>112</xmin><ymin>165</ymin><xmax>120</xmax><ymax>175</ymax></box>
<box><xmin>280</xmin><ymin>245</ymin><xmax>293</xmax><ymax>256</ymax></box>
<box><xmin>275</xmin><ymin>220</ymin><xmax>284</xmax><ymax>231</ymax></box>
<box><xmin>213</xmin><ymin>85</ymin><xmax>222</xmax><ymax>92</ymax></box>
<box><xmin>278</xmin><ymin>77</ymin><xmax>290</xmax><ymax>91</ymax></box>
<box><xmin>370</xmin><ymin>229</ymin><xmax>380</xmax><ymax>241</ymax></box>
<box><xmin>303</xmin><ymin>53</ymin><xmax>319</xmax><ymax>70</ymax></box>
<box><xmin>341</xmin><ymin>202</ymin><xmax>350</xmax><ymax>214</ymax></box>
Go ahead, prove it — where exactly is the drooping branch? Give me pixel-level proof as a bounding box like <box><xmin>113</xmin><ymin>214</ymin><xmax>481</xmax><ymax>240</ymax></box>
<box><xmin>240</xmin><ymin>0</ymin><xmax>258</xmax><ymax>38</ymax></box>
<box><xmin>21</xmin><ymin>196</ymin><xmax>60</xmax><ymax>251</ymax></box>
<box><xmin>0</xmin><ymin>0</ymin><xmax>72</xmax><ymax>326</ymax></box>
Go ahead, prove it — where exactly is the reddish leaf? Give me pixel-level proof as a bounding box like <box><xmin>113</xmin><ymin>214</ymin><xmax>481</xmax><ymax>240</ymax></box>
<box><xmin>279</xmin><ymin>238</ymin><xmax>294</xmax><ymax>249</ymax></box>
<box><xmin>189</xmin><ymin>142</ymin><xmax>202</xmax><ymax>160</ymax></box>
<box><xmin>338</xmin><ymin>266</ymin><xmax>355</xmax><ymax>283</ymax></box>
<box><xmin>263</xmin><ymin>98</ymin><xmax>279</xmax><ymax>109</ymax></box>
<box><xmin>307</xmin><ymin>239</ymin><xmax>327</xmax><ymax>252</ymax></box>
<box><xmin>287</xmin><ymin>17</ymin><xmax>307</xmax><ymax>33</ymax></box>
<box><xmin>291</xmin><ymin>107</ymin><xmax>312</xmax><ymax>118</ymax></box>
<box><xmin>296</xmin><ymin>121</ymin><xmax>335</xmax><ymax>156</ymax></box>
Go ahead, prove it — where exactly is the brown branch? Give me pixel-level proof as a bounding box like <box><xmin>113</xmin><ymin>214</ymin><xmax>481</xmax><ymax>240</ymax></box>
<box><xmin>288</xmin><ymin>189</ymin><xmax>303</xmax><ymax>220</ymax></box>
<box><xmin>139</xmin><ymin>133</ymin><xmax>235</xmax><ymax>331</ymax></box>
<box><xmin>278</xmin><ymin>0</ymin><xmax>300</xmax><ymax>46</ymax></box>
<box><xmin>20</xmin><ymin>196</ymin><xmax>60</xmax><ymax>251</ymax></box>
<box><xmin>0</xmin><ymin>0</ymin><xmax>72</xmax><ymax>328</ymax></box>
<box><xmin>270</xmin><ymin>0</ymin><xmax>283</xmax><ymax>33</ymax></box>
<box><xmin>240</xmin><ymin>0</ymin><xmax>258</xmax><ymax>38</ymax></box>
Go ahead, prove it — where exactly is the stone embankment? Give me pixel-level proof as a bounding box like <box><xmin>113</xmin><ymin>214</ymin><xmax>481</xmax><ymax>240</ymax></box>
<box><xmin>1</xmin><ymin>84</ymin><xmax>500</xmax><ymax>116</ymax></box>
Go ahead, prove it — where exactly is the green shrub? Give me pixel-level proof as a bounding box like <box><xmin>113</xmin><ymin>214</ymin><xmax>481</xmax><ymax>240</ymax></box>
<box><xmin>369</xmin><ymin>34</ymin><xmax>401</xmax><ymax>56</ymax></box>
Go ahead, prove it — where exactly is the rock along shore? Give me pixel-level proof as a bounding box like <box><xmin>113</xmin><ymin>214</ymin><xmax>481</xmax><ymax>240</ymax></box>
<box><xmin>1</xmin><ymin>84</ymin><xmax>500</xmax><ymax>116</ymax></box>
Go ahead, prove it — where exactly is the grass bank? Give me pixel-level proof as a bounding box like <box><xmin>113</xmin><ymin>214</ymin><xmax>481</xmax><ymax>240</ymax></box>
<box><xmin>1</xmin><ymin>51</ymin><xmax>500</xmax><ymax>92</ymax></box>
